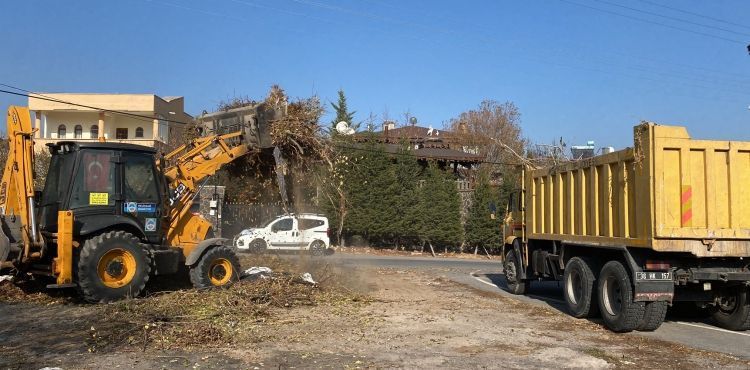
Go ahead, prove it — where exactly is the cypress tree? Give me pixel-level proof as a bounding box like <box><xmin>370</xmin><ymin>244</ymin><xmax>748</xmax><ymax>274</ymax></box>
<box><xmin>464</xmin><ymin>172</ymin><xmax>502</xmax><ymax>252</ymax></box>
<box><xmin>418</xmin><ymin>165</ymin><xmax>463</xmax><ymax>250</ymax></box>
<box><xmin>330</xmin><ymin>89</ymin><xmax>356</xmax><ymax>133</ymax></box>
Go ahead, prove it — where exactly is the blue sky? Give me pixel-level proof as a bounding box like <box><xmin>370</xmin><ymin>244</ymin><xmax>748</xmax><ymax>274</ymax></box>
<box><xmin>1</xmin><ymin>0</ymin><xmax>749</xmax><ymax>148</ymax></box>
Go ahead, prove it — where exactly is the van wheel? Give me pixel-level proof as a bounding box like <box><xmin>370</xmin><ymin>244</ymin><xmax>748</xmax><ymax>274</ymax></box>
<box><xmin>597</xmin><ymin>260</ymin><xmax>645</xmax><ymax>332</ymax></box>
<box><xmin>310</xmin><ymin>240</ymin><xmax>326</xmax><ymax>256</ymax></box>
<box><xmin>249</xmin><ymin>239</ymin><xmax>267</xmax><ymax>254</ymax></box>
<box><xmin>637</xmin><ymin>301</ymin><xmax>668</xmax><ymax>331</ymax></box>
<box><xmin>711</xmin><ymin>287</ymin><xmax>750</xmax><ymax>331</ymax></box>
<box><xmin>564</xmin><ymin>257</ymin><xmax>599</xmax><ymax>318</ymax></box>
<box><xmin>77</xmin><ymin>231</ymin><xmax>152</xmax><ymax>303</ymax></box>
<box><xmin>504</xmin><ymin>250</ymin><xmax>529</xmax><ymax>295</ymax></box>
<box><xmin>189</xmin><ymin>246</ymin><xmax>241</xmax><ymax>289</ymax></box>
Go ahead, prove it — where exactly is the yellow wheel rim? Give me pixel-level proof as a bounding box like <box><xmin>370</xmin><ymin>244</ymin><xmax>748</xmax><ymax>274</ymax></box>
<box><xmin>97</xmin><ymin>248</ymin><xmax>137</xmax><ymax>288</ymax></box>
<box><xmin>208</xmin><ymin>258</ymin><xmax>233</xmax><ymax>286</ymax></box>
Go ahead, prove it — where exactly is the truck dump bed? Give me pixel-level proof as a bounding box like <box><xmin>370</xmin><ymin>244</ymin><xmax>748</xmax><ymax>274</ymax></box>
<box><xmin>525</xmin><ymin>123</ymin><xmax>750</xmax><ymax>257</ymax></box>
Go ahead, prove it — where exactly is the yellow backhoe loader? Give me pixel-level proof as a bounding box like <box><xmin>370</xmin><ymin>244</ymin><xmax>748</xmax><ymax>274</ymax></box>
<box><xmin>0</xmin><ymin>105</ymin><xmax>279</xmax><ymax>302</ymax></box>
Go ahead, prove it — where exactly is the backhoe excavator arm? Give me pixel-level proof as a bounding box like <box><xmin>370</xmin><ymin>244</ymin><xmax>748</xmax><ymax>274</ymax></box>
<box><xmin>0</xmin><ymin>106</ymin><xmax>42</xmax><ymax>266</ymax></box>
<box><xmin>160</xmin><ymin>131</ymin><xmax>256</xmax><ymax>250</ymax></box>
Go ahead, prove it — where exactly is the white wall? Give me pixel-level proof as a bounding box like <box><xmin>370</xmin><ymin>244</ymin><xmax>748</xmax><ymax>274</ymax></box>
<box><xmin>43</xmin><ymin>111</ymin><xmax>156</xmax><ymax>140</ymax></box>
<box><xmin>44</xmin><ymin>111</ymin><xmax>99</xmax><ymax>139</ymax></box>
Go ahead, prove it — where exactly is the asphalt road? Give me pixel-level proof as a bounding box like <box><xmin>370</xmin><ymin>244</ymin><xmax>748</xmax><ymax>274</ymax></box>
<box><xmin>321</xmin><ymin>252</ymin><xmax>750</xmax><ymax>359</ymax></box>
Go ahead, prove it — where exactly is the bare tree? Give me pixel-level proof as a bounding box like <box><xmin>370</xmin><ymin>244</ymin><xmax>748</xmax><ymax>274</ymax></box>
<box><xmin>449</xmin><ymin>100</ymin><xmax>527</xmax><ymax>168</ymax></box>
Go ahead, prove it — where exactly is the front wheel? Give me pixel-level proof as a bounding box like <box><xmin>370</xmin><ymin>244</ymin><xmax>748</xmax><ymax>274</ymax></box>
<box><xmin>597</xmin><ymin>260</ymin><xmax>645</xmax><ymax>332</ymax></box>
<box><xmin>504</xmin><ymin>249</ymin><xmax>529</xmax><ymax>295</ymax></box>
<box><xmin>711</xmin><ymin>287</ymin><xmax>750</xmax><ymax>331</ymax></box>
<box><xmin>249</xmin><ymin>238</ymin><xmax>267</xmax><ymax>254</ymax></box>
<box><xmin>77</xmin><ymin>231</ymin><xmax>152</xmax><ymax>303</ymax></box>
<box><xmin>189</xmin><ymin>246</ymin><xmax>241</xmax><ymax>289</ymax></box>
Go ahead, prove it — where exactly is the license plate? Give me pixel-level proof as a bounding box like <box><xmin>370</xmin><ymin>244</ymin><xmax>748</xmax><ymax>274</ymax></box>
<box><xmin>635</xmin><ymin>272</ymin><xmax>672</xmax><ymax>281</ymax></box>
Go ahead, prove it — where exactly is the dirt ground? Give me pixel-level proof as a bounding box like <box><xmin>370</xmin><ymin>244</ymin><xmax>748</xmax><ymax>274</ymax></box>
<box><xmin>1</xmin><ymin>256</ymin><xmax>748</xmax><ymax>369</ymax></box>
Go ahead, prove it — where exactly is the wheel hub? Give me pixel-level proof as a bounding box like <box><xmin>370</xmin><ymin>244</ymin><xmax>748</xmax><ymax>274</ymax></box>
<box><xmin>208</xmin><ymin>258</ymin><xmax>233</xmax><ymax>286</ymax></box>
<box><xmin>97</xmin><ymin>248</ymin><xmax>137</xmax><ymax>288</ymax></box>
<box><xmin>602</xmin><ymin>277</ymin><xmax>623</xmax><ymax>316</ymax></box>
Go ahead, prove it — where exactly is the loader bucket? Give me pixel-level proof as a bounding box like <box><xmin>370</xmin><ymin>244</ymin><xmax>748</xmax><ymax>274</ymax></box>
<box><xmin>197</xmin><ymin>102</ymin><xmax>283</xmax><ymax>149</ymax></box>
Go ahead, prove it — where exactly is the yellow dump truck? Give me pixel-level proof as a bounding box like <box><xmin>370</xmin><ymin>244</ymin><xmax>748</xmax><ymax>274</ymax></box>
<box><xmin>502</xmin><ymin>122</ymin><xmax>750</xmax><ymax>332</ymax></box>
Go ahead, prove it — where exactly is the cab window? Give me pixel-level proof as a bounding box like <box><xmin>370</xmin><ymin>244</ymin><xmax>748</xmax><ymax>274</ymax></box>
<box><xmin>271</xmin><ymin>218</ymin><xmax>293</xmax><ymax>232</ymax></box>
<box><xmin>69</xmin><ymin>150</ymin><xmax>115</xmax><ymax>208</ymax></box>
<box><xmin>123</xmin><ymin>154</ymin><xmax>159</xmax><ymax>202</ymax></box>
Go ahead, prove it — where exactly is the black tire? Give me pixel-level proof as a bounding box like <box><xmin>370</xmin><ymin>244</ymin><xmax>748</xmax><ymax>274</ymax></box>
<box><xmin>597</xmin><ymin>260</ymin><xmax>645</xmax><ymax>332</ymax></box>
<box><xmin>310</xmin><ymin>240</ymin><xmax>326</xmax><ymax>256</ymax></box>
<box><xmin>563</xmin><ymin>257</ymin><xmax>599</xmax><ymax>318</ymax></box>
<box><xmin>711</xmin><ymin>287</ymin><xmax>750</xmax><ymax>331</ymax></box>
<box><xmin>249</xmin><ymin>238</ymin><xmax>267</xmax><ymax>254</ymax></box>
<box><xmin>189</xmin><ymin>246</ymin><xmax>241</xmax><ymax>289</ymax></box>
<box><xmin>504</xmin><ymin>249</ymin><xmax>529</xmax><ymax>295</ymax></box>
<box><xmin>77</xmin><ymin>231</ymin><xmax>152</xmax><ymax>303</ymax></box>
<box><xmin>637</xmin><ymin>301</ymin><xmax>668</xmax><ymax>331</ymax></box>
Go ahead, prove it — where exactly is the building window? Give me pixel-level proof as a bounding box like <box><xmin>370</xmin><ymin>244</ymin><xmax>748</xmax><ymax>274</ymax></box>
<box><xmin>135</xmin><ymin>127</ymin><xmax>144</xmax><ymax>138</ymax></box>
<box><xmin>90</xmin><ymin>125</ymin><xmax>99</xmax><ymax>138</ymax></box>
<box><xmin>74</xmin><ymin>125</ymin><xmax>83</xmax><ymax>139</ymax></box>
<box><xmin>116</xmin><ymin>128</ymin><xmax>128</xmax><ymax>139</ymax></box>
<box><xmin>57</xmin><ymin>125</ymin><xmax>66</xmax><ymax>138</ymax></box>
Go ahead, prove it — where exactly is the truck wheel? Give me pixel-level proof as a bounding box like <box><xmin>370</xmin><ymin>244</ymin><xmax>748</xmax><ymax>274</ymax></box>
<box><xmin>597</xmin><ymin>260</ymin><xmax>645</xmax><ymax>332</ymax></box>
<box><xmin>563</xmin><ymin>257</ymin><xmax>599</xmax><ymax>318</ymax></box>
<box><xmin>189</xmin><ymin>246</ymin><xmax>241</xmax><ymax>289</ymax></box>
<box><xmin>504</xmin><ymin>250</ymin><xmax>529</xmax><ymax>295</ymax></box>
<box><xmin>77</xmin><ymin>231</ymin><xmax>152</xmax><ymax>303</ymax></box>
<box><xmin>711</xmin><ymin>288</ymin><xmax>750</xmax><ymax>331</ymax></box>
<box><xmin>310</xmin><ymin>240</ymin><xmax>326</xmax><ymax>256</ymax></box>
<box><xmin>636</xmin><ymin>301</ymin><xmax>668</xmax><ymax>331</ymax></box>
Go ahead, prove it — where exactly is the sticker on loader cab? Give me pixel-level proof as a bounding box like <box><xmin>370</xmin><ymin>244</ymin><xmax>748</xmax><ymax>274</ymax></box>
<box><xmin>89</xmin><ymin>192</ymin><xmax>109</xmax><ymax>205</ymax></box>
<box><xmin>145</xmin><ymin>218</ymin><xmax>157</xmax><ymax>232</ymax></box>
<box><xmin>123</xmin><ymin>202</ymin><xmax>157</xmax><ymax>214</ymax></box>
<box><xmin>137</xmin><ymin>203</ymin><xmax>157</xmax><ymax>213</ymax></box>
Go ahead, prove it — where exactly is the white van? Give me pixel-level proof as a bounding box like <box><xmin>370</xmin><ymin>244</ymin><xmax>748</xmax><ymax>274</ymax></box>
<box><xmin>234</xmin><ymin>214</ymin><xmax>331</xmax><ymax>256</ymax></box>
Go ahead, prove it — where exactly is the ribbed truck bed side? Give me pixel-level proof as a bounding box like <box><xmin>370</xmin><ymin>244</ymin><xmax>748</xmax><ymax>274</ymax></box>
<box><xmin>525</xmin><ymin>123</ymin><xmax>750</xmax><ymax>257</ymax></box>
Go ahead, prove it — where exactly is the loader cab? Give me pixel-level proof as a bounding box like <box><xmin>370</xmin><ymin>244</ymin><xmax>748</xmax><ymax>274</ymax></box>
<box><xmin>38</xmin><ymin>142</ymin><xmax>165</xmax><ymax>244</ymax></box>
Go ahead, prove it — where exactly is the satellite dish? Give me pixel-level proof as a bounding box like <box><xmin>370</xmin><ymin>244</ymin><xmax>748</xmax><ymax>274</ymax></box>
<box><xmin>335</xmin><ymin>121</ymin><xmax>355</xmax><ymax>135</ymax></box>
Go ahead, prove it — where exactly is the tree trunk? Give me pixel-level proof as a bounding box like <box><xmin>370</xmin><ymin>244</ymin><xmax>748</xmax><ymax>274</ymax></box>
<box><xmin>482</xmin><ymin>245</ymin><xmax>491</xmax><ymax>259</ymax></box>
<box><xmin>420</xmin><ymin>241</ymin><xmax>425</xmax><ymax>253</ymax></box>
<box><xmin>474</xmin><ymin>245</ymin><xmax>478</xmax><ymax>255</ymax></box>
<box><xmin>428</xmin><ymin>241</ymin><xmax>436</xmax><ymax>258</ymax></box>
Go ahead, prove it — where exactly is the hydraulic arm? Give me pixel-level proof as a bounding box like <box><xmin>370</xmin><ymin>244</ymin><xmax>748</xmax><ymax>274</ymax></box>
<box><xmin>160</xmin><ymin>131</ymin><xmax>257</xmax><ymax>250</ymax></box>
<box><xmin>0</xmin><ymin>106</ymin><xmax>42</xmax><ymax>266</ymax></box>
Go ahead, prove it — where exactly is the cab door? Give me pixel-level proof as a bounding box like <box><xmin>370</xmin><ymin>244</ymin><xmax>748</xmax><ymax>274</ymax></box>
<box><xmin>268</xmin><ymin>217</ymin><xmax>297</xmax><ymax>249</ymax></box>
<box><xmin>121</xmin><ymin>152</ymin><xmax>163</xmax><ymax>244</ymax></box>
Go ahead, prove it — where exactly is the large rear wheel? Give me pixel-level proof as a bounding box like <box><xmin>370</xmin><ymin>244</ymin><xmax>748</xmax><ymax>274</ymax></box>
<box><xmin>711</xmin><ymin>287</ymin><xmax>750</xmax><ymax>331</ymax></box>
<box><xmin>563</xmin><ymin>257</ymin><xmax>599</xmax><ymax>318</ymax></box>
<box><xmin>597</xmin><ymin>260</ymin><xmax>645</xmax><ymax>332</ymax></box>
<box><xmin>636</xmin><ymin>301</ymin><xmax>668</xmax><ymax>331</ymax></box>
<box><xmin>77</xmin><ymin>231</ymin><xmax>152</xmax><ymax>303</ymax></box>
<box><xmin>189</xmin><ymin>246</ymin><xmax>241</xmax><ymax>289</ymax></box>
